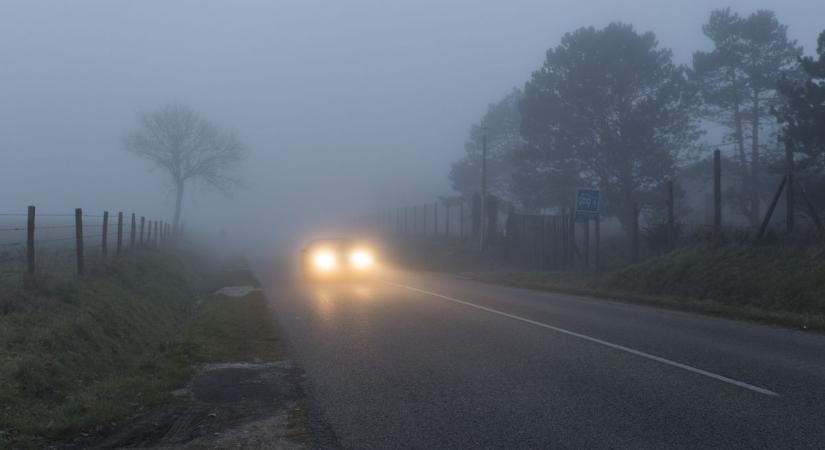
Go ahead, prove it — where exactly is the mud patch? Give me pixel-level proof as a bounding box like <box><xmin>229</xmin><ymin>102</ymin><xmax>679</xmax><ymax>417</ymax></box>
<box><xmin>191</xmin><ymin>362</ymin><xmax>292</xmax><ymax>404</ymax></box>
<box><xmin>62</xmin><ymin>361</ymin><xmax>310</xmax><ymax>449</ymax></box>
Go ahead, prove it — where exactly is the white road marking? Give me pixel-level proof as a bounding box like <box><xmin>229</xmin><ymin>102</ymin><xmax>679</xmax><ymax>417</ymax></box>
<box><xmin>383</xmin><ymin>281</ymin><xmax>780</xmax><ymax>397</ymax></box>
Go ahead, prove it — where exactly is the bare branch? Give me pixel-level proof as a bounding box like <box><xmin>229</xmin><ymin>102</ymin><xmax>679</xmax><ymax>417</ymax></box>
<box><xmin>123</xmin><ymin>103</ymin><xmax>247</xmax><ymax>229</ymax></box>
<box><xmin>124</xmin><ymin>103</ymin><xmax>245</xmax><ymax>190</ymax></box>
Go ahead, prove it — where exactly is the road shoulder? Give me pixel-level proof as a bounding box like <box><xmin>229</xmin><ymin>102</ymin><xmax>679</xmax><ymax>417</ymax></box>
<box><xmin>57</xmin><ymin>261</ymin><xmax>317</xmax><ymax>449</ymax></box>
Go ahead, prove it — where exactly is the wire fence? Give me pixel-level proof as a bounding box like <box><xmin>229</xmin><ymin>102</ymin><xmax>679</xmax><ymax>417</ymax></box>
<box><xmin>363</xmin><ymin>150</ymin><xmax>824</xmax><ymax>273</ymax></box>
<box><xmin>0</xmin><ymin>206</ymin><xmax>176</xmax><ymax>289</ymax></box>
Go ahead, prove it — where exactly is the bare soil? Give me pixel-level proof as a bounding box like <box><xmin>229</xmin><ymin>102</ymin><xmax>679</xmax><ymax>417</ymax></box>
<box><xmin>57</xmin><ymin>361</ymin><xmax>316</xmax><ymax>450</ymax></box>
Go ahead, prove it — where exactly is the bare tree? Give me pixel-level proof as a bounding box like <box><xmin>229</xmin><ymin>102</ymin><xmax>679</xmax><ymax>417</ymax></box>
<box><xmin>124</xmin><ymin>103</ymin><xmax>245</xmax><ymax>234</ymax></box>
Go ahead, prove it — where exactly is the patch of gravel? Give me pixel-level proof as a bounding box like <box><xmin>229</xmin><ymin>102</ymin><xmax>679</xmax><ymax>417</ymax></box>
<box><xmin>213</xmin><ymin>286</ymin><xmax>262</xmax><ymax>298</ymax></box>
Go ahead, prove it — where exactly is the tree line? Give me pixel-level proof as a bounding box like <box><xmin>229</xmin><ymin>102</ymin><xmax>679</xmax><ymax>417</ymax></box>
<box><xmin>450</xmin><ymin>8</ymin><xmax>825</xmax><ymax>235</ymax></box>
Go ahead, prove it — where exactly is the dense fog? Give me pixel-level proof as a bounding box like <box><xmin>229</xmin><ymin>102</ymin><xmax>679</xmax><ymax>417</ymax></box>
<box><xmin>2</xmin><ymin>0</ymin><xmax>823</xmax><ymax>253</ymax></box>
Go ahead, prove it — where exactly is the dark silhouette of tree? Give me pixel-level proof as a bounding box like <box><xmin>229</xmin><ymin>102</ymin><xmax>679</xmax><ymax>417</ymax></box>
<box><xmin>449</xmin><ymin>88</ymin><xmax>523</xmax><ymax>201</ymax></box>
<box><xmin>518</xmin><ymin>23</ymin><xmax>701</xmax><ymax>235</ymax></box>
<box><xmin>692</xmin><ymin>8</ymin><xmax>802</xmax><ymax>226</ymax></box>
<box><xmin>777</xmin><ymin>30</ymin><xmax>825</xmax><ymax>174</ymax></box>
<box><xmin>124</xmin><ymin>104</ymin><xmax>245</xmax><ymax>234</ymax></box>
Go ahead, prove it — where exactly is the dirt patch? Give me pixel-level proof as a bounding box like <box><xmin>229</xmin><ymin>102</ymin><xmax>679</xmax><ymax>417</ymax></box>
<box><xmin>60</xmin><ymin>361</ymin><xmax>312</xmax><ymax>450</ymax></box>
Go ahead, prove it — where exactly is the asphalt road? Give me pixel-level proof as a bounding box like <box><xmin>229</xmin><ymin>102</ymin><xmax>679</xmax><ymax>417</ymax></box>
<box><xmin>256</xmin><ymin>265</ymin><xmax>825</xmax><ymax>449</ymax></box>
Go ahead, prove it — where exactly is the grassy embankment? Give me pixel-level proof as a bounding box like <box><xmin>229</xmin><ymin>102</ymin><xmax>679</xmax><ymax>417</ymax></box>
<box><xmin>0</xmin><ymin>249</ymin><xmax>278</xmax><ymax>448</ymax></box>
<box><xmin>392</xmin><ymin>238</ymin><xmax>825</xmax><ymax>330</ymax></box>
<box><xmin>477</xmin><ymin>244</ymin><xmax>825</xmax><ymax>330</ymax></box>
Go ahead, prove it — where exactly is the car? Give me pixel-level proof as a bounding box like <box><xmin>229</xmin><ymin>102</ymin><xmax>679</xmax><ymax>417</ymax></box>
<box><xmin>301</xmin><ymin>238</ymin><xmax>377</xmax><ymax>280</ymax></box>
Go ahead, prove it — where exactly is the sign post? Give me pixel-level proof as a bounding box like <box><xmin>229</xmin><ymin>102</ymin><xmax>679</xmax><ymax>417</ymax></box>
<box><xmin>575</xmin><ymin>188</ymin><xmax>601</xmax><ymax>221</ymax></box>
<box><xmin>575</xmin><ymin>188</ymin><xmax>600</xmax><ymax>272</ymax></box>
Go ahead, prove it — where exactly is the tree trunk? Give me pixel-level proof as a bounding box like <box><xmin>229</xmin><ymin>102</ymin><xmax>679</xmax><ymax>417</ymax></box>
<box><xmin>173</xmin><ymin>180</ymin><xmax>184</xmax><ymax>237</ymax></box>
<box><xmin>730</xmin><ymin>69</ymin><xmax>752</xmax><ymax>224</ymax></box>
<box><xmin>730</xmin><ymin>71</ymin><xmax>747</xmax><ymax>171</ymax></box>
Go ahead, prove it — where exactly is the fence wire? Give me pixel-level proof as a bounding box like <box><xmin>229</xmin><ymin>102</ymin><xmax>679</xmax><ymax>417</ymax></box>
<box><xmin>0</xmin><ymin>208</ymin><xmax>173</xmax><ymax>289</ymax></box>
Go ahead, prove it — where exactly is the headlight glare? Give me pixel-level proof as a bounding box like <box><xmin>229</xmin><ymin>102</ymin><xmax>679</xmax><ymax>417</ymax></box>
<box><xmin>350</xmin><ymin>250</ymin><xmax>373</xmax><ymax>269</ymax></box>
<box><xmin>313</xmin><ymin>251</ymin><xmax>336</xmax><ymax>271</ymax></box>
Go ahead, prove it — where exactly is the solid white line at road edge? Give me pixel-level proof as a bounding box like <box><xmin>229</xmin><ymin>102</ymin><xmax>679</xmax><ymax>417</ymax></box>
<box><xmin>383</xmin><ymin>281</ymin><xmax>780</xmax><ymax>397</ymax></box>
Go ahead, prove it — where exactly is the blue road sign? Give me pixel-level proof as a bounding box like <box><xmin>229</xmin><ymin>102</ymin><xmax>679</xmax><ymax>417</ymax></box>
<box><xmin>575</xmin><ymin>188</ymin><xmax>600</xmax><ymax>221</ymax></box>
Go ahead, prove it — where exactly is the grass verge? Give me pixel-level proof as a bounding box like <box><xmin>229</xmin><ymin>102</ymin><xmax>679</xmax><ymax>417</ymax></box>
<box><xmin>471</xmin><ymin>244</ymin><xmax>825</xmax><ymax>332</ymax></box>
<box><xmin>0</xmin><ymin>250</ymin><xmax>279</xmax><ymax>448</ymax></box>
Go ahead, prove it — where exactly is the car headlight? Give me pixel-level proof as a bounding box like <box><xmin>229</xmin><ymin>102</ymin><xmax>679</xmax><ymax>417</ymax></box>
<box><xmin>350</xmin><ymin>250</ymin><xmax>373</xmax><ymax>269</ymax></box>
<box><xmin>313</xmin><ymin>251</ymin><xmax>336</xmax><ymax>271</ymax></box>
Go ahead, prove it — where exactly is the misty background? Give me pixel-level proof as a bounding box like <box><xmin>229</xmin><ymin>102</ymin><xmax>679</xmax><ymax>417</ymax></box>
<box><xmin>2</xmin><ymin>0</ymin><xmax>824</xmax><ymax>252</ymax></box>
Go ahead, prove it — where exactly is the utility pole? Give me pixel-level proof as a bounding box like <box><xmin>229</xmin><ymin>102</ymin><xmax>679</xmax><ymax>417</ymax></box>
<box><xmin>480</xmin><ymin>126</ymin><xmax>488</xmax><ymax>252</ymax></box>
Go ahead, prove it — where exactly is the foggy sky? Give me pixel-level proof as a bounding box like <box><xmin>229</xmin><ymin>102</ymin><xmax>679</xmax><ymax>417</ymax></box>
<box><xmin>2</xmin><ymin>0</ymin><xmax>823</xmax><ymax>250</ymax></box>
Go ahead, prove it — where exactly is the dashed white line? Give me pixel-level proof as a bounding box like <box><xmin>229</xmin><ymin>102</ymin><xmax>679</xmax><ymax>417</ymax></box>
<box><xmin>383</xmin><ymin>280</ymin><xmax>780</xmax><ymax>397</ymax></box>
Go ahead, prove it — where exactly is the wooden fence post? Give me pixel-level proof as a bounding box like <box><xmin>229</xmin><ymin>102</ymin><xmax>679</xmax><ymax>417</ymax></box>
<box><xmin>560</xmin><ymin>214</ymin><xmax>568</xmax><ymax>266</ymax></box>
<box><xmin>583</xmin><ymin>218</ymin><xmax>590</xmax><ymax>270</ymax></box>
<box><xmin>116</xmin><ymin>212</ymin><xmax>123</xmax><ymax>255</ymax></box>
<box><xmin>559</xmin><ymin>215</ymin><xmax>566</xmax><ymax>266</ymax></box>
<box><xmin>130</xmin><ymin>213</ymin><xmax>136</xmax><ymax>247</ymax></box>
<box><xmin>484</xmin><ymin>195</ymin><xmax>498</xmax><ymax>248</ymax></box>
<box><xmin>25</xmin><ymin>205</ymin><xmax>35</xmax><ymax>287</ymax></box>
<box><xmin>552</xmin><ymin>216</ymin><xmax>557</xmax><ymax>266</ymax></box>
<box><xmin>666</xmin><ymin>178</ymin><xmax>675</xmax><ymax>249</ymax></box>
<box><xmin>631</xmin><ymin>202</ymin><xmax>640</xmax><ymax>263</ymax></box>
<box><xmin>758</xmin><ymin>176</ymin><xmax>786</xmax><ymax>239</ymax></box>
<box><xmin>594</xmin><ymin>215</ymin><xmax>601</xmax><ymax>276</ymax></box>
<box><xmin>570</xmin><ymin>209</ymin><xmax>576</xmax><ymax>266</ymax></box>
<box><xmin>422</xmin><ymin>206</ymin><xmax>427</xmax><ymax>237</ymax></box>
<box><xmin>140</xmin><ymin>217</ymin><xmax>145</xmax><ymax>245</ymax></box>
<box><xmin>102</xmin><ymin>211</ymin><xmax>109</xmax><ymax>257</ymax></box>
<box><xmin>445</xmin><ymin>204</ymin><xmax>451</xmax><ymax>238</ymax></box>
<box><xmin>786</xmin><ymin>141</ymin><xmax>795</xmax><ymax>234</ymax></box>
<box><xmin>540</xmin><ymin>216</ymin><xmax>547</xmax><ymax>268</ymax></box>
<box><xmin>472</xmin><ymin>193</ymin><xmax>481</xmax><ymax>238</ymax></box>
<box><xmin>459</xmin><ymin>199</ymin><xmax>465</xmax><ymax>240</ymax></box>
<box><xmin>154</xmin><ymin>221</ymin><xmax>159</xmax><ymax>247</ymax></box>
<box><xmin>713</xmin><ymin>149</ymin><xmax>722</xmax><ymax>237</ymax></box>
<box><xmin>798</xmin><ymin>181</ymin><xmax>824</xmax><ymax>239</ymax></box>
<box><xmin>75</xmin><ymin>208</ymin><xmax>84</xmax><ymax>275</ymax></box>
<box><xmin>433</xmin><ymin>202</ymin><xmax>438</xmax><ymax>238</ymax></box>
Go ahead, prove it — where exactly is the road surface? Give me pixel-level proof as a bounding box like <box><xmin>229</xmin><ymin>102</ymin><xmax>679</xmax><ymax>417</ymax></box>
<box><xmin>256</xmin><ymin>265</ymin><xmax>825</xmax><ymax>449</ymax></box>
